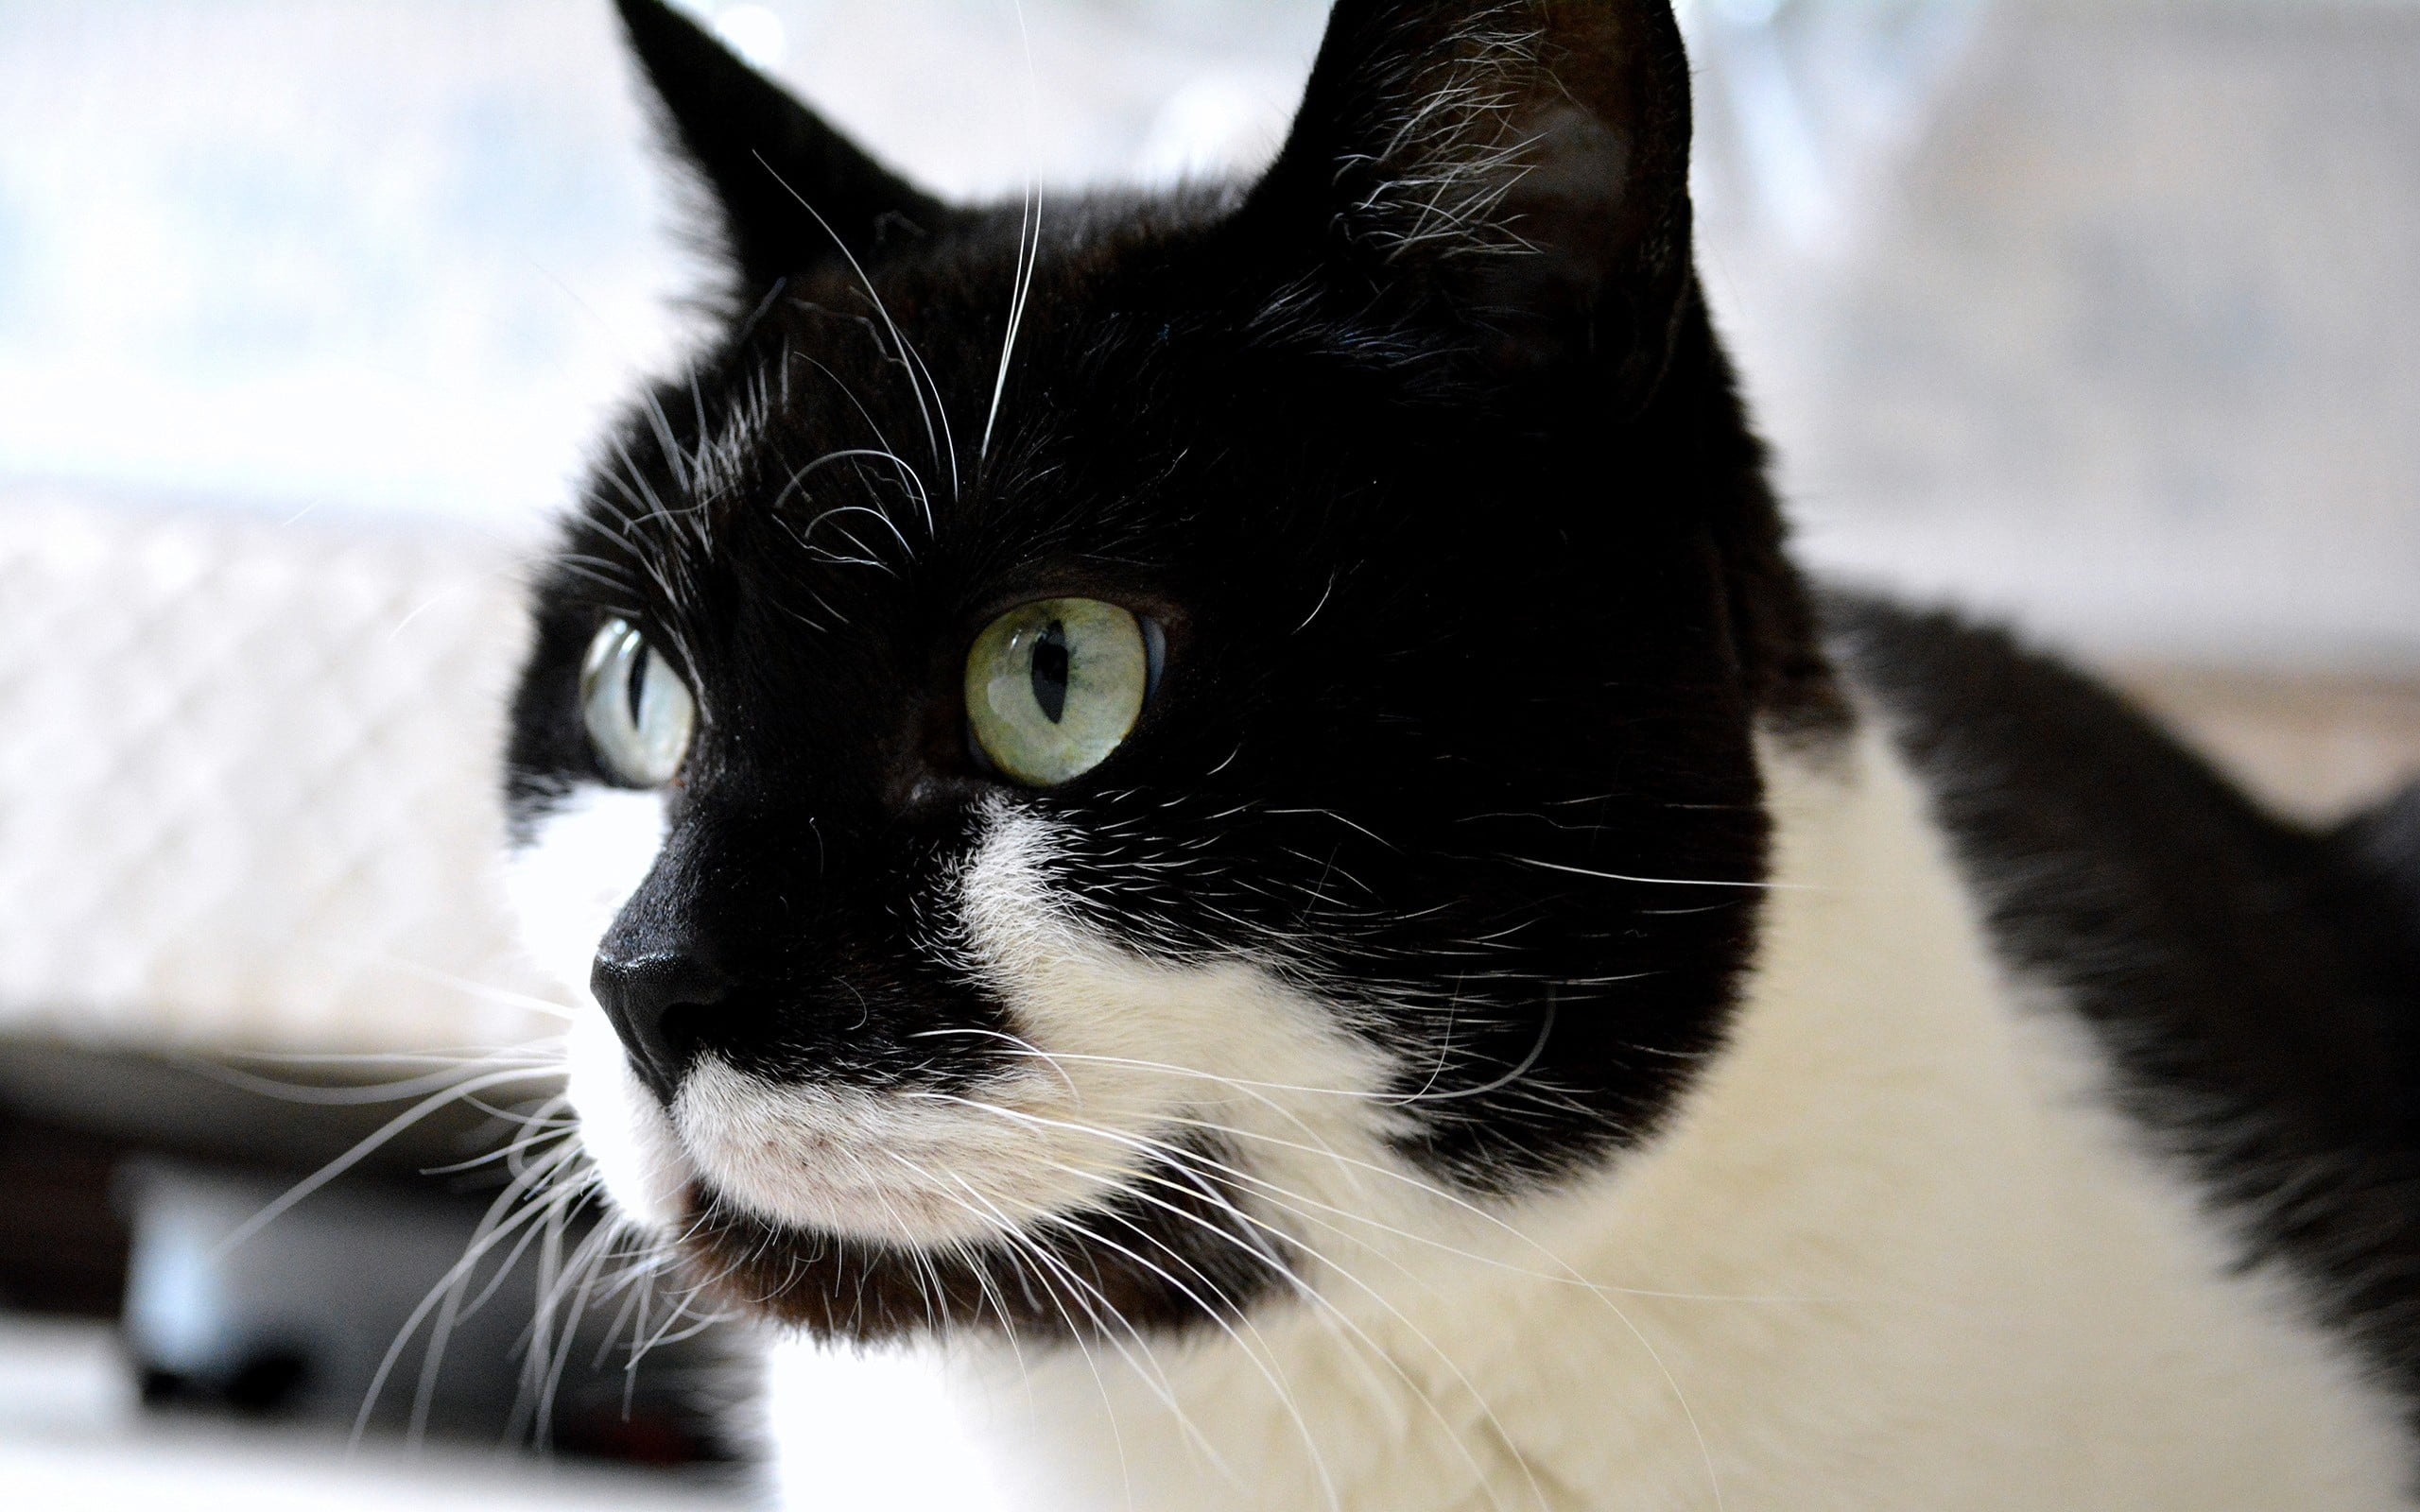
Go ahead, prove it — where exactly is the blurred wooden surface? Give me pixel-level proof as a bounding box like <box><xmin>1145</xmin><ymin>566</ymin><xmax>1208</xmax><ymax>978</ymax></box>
<box><xmin>2110</xmin><ymin>663</ymin><xmax>2420</xmax><ymax>824</ymax></box>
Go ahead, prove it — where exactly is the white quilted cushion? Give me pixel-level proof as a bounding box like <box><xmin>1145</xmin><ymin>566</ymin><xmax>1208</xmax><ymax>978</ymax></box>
<box><xmin>0</xmin><ymin>491</ymin><xmax>557</xmax><ymax>1054</ymax></box>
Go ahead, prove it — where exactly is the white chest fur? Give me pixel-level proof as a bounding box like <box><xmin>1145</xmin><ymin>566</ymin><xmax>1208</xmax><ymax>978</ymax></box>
<box><xmin>756</xmin><ymin>727</ymin><xmax>2413</xmax><ymax>1511</ymax></box>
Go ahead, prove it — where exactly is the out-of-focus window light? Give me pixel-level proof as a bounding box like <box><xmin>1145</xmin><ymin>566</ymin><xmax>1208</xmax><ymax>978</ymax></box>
<box><xmin>0</xmin><ymin>1</ymin><xmax>1329</xmax><ymax>530</ymax></box>
<box><xmin>710</xmin><ymin>4</ymin><xmax>790</xmax><ymax>69</ymax></box>
<box><xmin>0</xmin><ymin>0</ymin><xmax>2411</xmax><ymax>664</ymax></box>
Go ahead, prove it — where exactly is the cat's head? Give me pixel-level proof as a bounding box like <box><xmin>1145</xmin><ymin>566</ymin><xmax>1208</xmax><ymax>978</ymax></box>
<box><xmin>506</xmin><ymin>0</ymin><xmax>1836</xmax><ymax>1342</ymax></box>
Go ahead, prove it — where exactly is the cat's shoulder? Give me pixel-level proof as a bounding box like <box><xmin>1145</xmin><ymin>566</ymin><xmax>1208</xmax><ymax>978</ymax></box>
<box><xmin>1821</xmin><ymin>587</ymin><xmax>2420</xmax><ymax>1394</ymax></box>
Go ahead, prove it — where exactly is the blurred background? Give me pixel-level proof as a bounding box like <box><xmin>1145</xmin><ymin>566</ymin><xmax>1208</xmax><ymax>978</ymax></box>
<box><xmin>0</xmin><ymin>0</ymin><xmax>2414</xmax><ymax>1505</ymax></box>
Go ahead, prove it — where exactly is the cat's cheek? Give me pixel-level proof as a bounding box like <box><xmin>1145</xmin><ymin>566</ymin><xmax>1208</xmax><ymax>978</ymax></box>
<box><xmin>503</xmin><ymin>784</ymin><xmax>686</xmax><ymax>1228</ymax></box>
<box><xmin>566</xmin><ymin>1006</ymin><xmax>693</xmax><ymax>1230</ymax></box>
<box><xmin>955</xmin><ymin>802</ymin><xmax>1393</xmax><ymax>1105</ymax></box>
<box><xmin>503</xmin><ymin>783</ymin><xmax>671</xmax><ymax>1002</ymax></box>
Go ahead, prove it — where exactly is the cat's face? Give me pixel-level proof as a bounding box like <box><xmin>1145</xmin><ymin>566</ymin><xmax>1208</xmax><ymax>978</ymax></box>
<box><xmin>505</xmin><ymin>0</ymin><xmax>1830</xmax><ymax>1341</ymax></box>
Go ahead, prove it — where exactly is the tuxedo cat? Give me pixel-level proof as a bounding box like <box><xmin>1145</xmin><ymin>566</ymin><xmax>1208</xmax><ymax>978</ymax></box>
<box><xmin>504</xmin><ymin>1</ymin><xmax>2420</xmax><ymax>1505</ymax></box>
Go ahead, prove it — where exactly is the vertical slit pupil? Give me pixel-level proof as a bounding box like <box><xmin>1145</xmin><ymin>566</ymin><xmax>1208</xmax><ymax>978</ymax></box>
<box><xmin>1030</xmin><ymin>621</ymin><xmax>1070</xmax><ymax>724</ymax></box>
<box><xmin>625</xmin><ymin>644</ymin><xmax>650</xmax><ymax>726</ymax></box>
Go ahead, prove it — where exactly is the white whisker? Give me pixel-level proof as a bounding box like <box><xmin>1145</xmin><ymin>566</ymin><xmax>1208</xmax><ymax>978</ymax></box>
<box><xmin>753</xmin><ymin>152</ymin><xmax>959</xmax><ymax>498</ymax></box>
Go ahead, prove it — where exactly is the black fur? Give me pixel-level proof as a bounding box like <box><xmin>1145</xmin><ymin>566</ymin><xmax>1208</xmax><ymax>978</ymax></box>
<box><xmin>2342</xmin><ymin>780</ymin><xmax>2420</xmax><ymax>945</ymax></box>
<box><xmin>506</xmin><ymin>0</ymin><xmax>1841</xmax><ymax>1340</ymax></box>
<box><xmin>611</xmin><ymin>0</ymin><xmax>957</xmax><ymax>297</ymax></box>
<box><xmin>1832</xmin><ymin>594</ymin><xmax>2420</xmax><ymax>1405</ymax></box>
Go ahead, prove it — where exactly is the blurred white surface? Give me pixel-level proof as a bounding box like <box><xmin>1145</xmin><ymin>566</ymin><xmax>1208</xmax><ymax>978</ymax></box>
<box><xmin>0</xmin><ymin>0</ymin><xmax>2408</xmax><ymax>652</ymax></box>
<box><xmin>0</xmin><ymin>0</ymin><xmax>1327</xmax><ymax>527</ymax></box>
<box><xmin>1714</xmin><ymin>0</ymin><xmax>2420</xmax><ymax>671</ymax></box>
<box><xmin>0</xmin><ymin>1316</ymin><xmax>740</xmax><ymax>1511</ymax></box>
<box><xmin>0</xmin><ymin>2</ymin><xmax>682</xmax><ymax>528</ymax></box>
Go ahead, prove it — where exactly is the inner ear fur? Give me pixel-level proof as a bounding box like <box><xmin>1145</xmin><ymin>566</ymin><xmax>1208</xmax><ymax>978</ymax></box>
<box><xmin>1249</xmin><ymin>0</ymin><xmax>1697</xmax><ymax>401</ymax></box>
<box><xmin>615</xmin><ymin>0</ymin><xmax>952</xmax><ymax>302</ymax></box>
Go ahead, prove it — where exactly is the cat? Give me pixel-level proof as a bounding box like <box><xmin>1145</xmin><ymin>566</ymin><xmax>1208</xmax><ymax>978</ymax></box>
<box><xmin>502</xmin><ymin>1</ymin><xmax>2420</xmax><ymax>1506</ymax></box>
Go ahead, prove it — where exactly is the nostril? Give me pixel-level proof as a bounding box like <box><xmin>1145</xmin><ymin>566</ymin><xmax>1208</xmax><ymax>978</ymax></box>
<box><xmin>590</xmin><ymin>951</ymin><xmax>733</xmax><ymax>1101</ymax></box>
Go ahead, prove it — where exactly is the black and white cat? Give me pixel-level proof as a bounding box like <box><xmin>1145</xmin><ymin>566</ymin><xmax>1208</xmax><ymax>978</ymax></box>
<box><xmin>504</xmin><ymin>1</ymin><xmax>2420</xmax><ymax>1505</ymax></box>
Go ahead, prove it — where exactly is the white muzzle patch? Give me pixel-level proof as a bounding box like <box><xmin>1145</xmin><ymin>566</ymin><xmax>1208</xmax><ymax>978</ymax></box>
<box><xmin>513</xmin><ymin>790</ymin><xmax>1388</xmax><ymax>1248</ymax></box>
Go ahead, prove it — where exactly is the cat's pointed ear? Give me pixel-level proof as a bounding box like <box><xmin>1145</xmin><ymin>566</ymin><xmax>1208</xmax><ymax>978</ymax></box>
<box><xmin>614</xmin><ymin>0</ymin><xmax>949</xmax><ymax>297</ymax></box>
<box><xmin>1249</xmin><ymin>0</ymin><xmax>1696</xmax><ymax>400</ymax></box>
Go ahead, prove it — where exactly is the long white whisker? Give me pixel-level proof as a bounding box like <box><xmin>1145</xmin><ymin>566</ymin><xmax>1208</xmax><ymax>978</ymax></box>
<box><xmin>348</xmin><ymin>1145</ymin><xmax>588</xmax><ymax>1447</ymax></box>
<box><xmin>900</xmin><ymin>1079</ymin><xmax>1735</xmax><ymax>1506</ymax></box>
<box><xmin>339</xmin><ymin>954</ymin><xmax>578</xmax><ymax>1021</ymax></box>
<box><xmin>1021</xmin><ymin>1142</ymin><xmax>1527</xmax><ymax>1509</ymax></box>
<box><xmin>979</xmin><ymin>0</ymin><xmax>1044</xmax><ymax>466</ymax></box>
<box><xmin>1082</xmin><ymin>1156</ymin><xmax>1538</xmax><ymax>1512</ymax></box>
<box><xmin>213</xmin><ymin>1064</ymin><xmax>564</xmax><ymax>1260</ymax></box>
<box><xmin>885</xmin><ymin>1152</ymin><xmax>1234</xmax><ymax>1476</ymax></box>
<box><xmin>910</xmin><ymin>1085</ymin><xmax>1543</xmax><ymax>1512</ymax></box>
<box><xmin>899</xmin><ymin>1164</ymin><xmax>1218</xmax><ymax>1486</ymax></box>
<box><xmin>904</xmin><ymin>1045</ymin><xmax>1777</xmax><ymax>1301</ymax></box>
<box><xmin>180</xmin><ymin>1053</ymin><xmax>558</xmax><ymax>1108</ymax></box>
<box><xmin>406</xmin><ymin>1144</ymin><xmax>592</xmax><ymax>1445</ymax></box>
<box><xmin>1509</xmin><ymin>854</ymin><xmax>1842</xmax><ymax>892</ymax></box>
<box><xmin>795</xmin><ymin>354</ymin><xmax>935</xmax><ymax>534</ymax></box>
<box><xmin>1032</xmin><ymin>1202</ymin><xmax>1343</xmax><ymax>1512</ymax></box>
<box><xmin>753</xmin><ymin>153</ymin><xmax>959</xmax><ymax>498</ymax></box>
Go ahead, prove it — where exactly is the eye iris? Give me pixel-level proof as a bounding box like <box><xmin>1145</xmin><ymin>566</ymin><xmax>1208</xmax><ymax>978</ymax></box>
<box><xmin>964</xmin><ymin>597</ymin><xmax>1150</xmax><ymax>787</ymax></box>
<box><xmin>1030</xmin><ymin>620</ymin><xmax>1070</xmax><ymax>724</ymax></box>
<box><xmin>579</xmin><ymin>617</ymin><xmax>696</xmax><ymax>788</ymax></box>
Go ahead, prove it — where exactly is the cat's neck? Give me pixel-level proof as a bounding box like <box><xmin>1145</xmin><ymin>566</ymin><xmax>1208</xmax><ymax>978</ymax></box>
<box><xmin>763</xmin><ymin>722</ymin><xmax>2405</xmax><ymax>1511</ymax></box>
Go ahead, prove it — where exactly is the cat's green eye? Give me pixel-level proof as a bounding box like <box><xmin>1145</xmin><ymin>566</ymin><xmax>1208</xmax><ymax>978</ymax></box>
<box><xmin>965</xmin><ymin>598</ymin><xmax>1153</xmax><ymax>787</ymax></box>
<box><xmin>580</xmin><ymin>617</ymin><xmax>695</xmax><ymax>788</ymax></box>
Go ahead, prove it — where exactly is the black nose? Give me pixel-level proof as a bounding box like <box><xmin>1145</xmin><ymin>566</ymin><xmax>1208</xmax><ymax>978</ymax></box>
<box><xmin>591</xmin><ymin>947</ymin><xmax>733</xmax><ymax>1101</ymax></box>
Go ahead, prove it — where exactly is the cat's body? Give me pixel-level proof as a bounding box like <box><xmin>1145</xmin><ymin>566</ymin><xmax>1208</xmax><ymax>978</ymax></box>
<box><xmin>730</xmin><ymin>607</ymin><xmax>2420</xmax><ymax>1512</ymax></box>
<box><xmin>504</xmin><ymin>2</ymin><xmax>2420</xmax><ymax>1505</ymax></box>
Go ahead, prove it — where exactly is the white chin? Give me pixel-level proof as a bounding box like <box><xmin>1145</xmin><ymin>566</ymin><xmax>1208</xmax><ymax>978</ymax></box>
<box><xmin>564</xmin><ymin>1007</ymin><xmax>694</xmax><ymax>1230</ymax></box>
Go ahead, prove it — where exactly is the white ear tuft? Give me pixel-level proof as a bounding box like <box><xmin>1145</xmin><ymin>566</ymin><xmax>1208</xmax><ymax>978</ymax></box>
<box><xmin>1340</xmin><ymin>14</ymin><xmax>1548</xmax><ymax>263</ymax></box>
<box><xmin>1252</xmin><ymin>0</ymin><xmax>1700</xmax><ymax>390</ymax></box>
